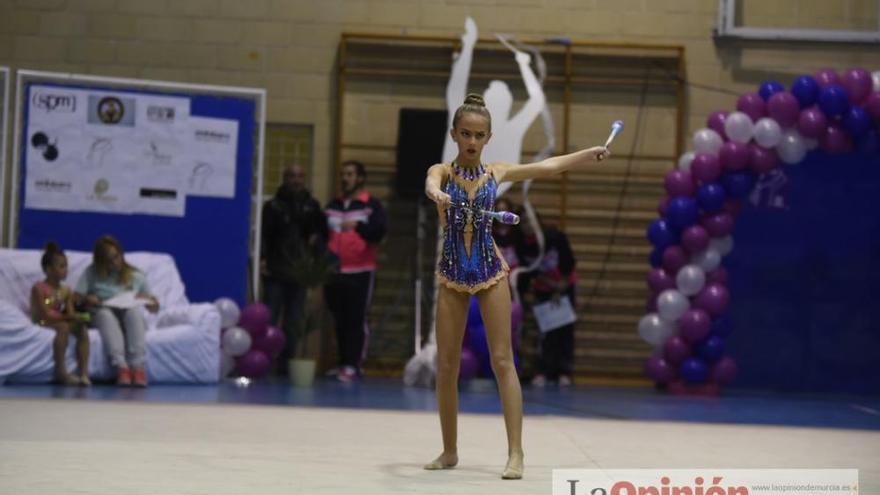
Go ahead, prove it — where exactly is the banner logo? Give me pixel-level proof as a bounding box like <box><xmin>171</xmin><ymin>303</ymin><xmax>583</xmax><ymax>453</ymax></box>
<box><xmin>31</xmin><ymin>131</ymin><xmax>59</xmax><ymax>161</ymax></box>
<box><xmin>32</xmin><ymin>92</ymin><xmax>77</xmax><ymax>113</ymax></box>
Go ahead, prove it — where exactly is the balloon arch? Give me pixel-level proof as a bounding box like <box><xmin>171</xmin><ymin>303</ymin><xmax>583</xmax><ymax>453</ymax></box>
<box><xmin>639</xmin><ymin>68</ymin><xmax>880</xmax><ymax>394</ymax></box>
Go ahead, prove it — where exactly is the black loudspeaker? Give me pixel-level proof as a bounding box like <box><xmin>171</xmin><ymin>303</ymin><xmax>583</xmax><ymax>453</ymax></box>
<box><xmin>395</xmin><ymin>108</ymin><xmax>448</xmax><ymax>198</ymax></box>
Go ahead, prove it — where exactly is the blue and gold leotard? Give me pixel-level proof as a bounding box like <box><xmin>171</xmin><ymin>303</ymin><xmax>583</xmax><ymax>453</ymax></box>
<box><xmin>436</xmin><ymin>162</ymin><xmax>508</xmax><ymax>294</ymax></box>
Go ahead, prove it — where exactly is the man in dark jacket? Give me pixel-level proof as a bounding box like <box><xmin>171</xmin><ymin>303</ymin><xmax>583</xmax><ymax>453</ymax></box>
<box><xmin>260</xmin><ymin>164</ymin><xmax>327</xmax><ymax>371</ymax></box>
<box><xmin>324</xmin><ymin>160</ymin><xmax>386</xmax><ymax>382</ymax></box>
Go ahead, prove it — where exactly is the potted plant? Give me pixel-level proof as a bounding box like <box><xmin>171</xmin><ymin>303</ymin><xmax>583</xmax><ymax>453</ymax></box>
<box><xmin>283</xmin><ymin>245</ymin><xmax>337</xmax><ymax>387</ymax></box>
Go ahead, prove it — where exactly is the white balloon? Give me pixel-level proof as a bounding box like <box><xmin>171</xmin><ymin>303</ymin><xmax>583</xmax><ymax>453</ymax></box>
<box><xmin>638</xmin><ymin>313</ymin><xmax>677</xmax><ymax>347</ymax></box>
<box><xmin>692</xmin><ymin>248</ymin><xmax>722</xmax><ymax>271</ymax></box>
<box><xmin>222</xmin><ymin>326</ymin><xmax>252</xmax><ymax>357</ymax></box>
<box><xmin>677</xmin><ymin>151</ymin><xmax>696</xmax><ymax>172</ymax></box>
<box><xmin>676</xmin><ymin>264</ymin><xmax>707</xmax><ymax>296</ymax></box>
<box><xmin>214</xmin><ymin>297</ymin><xmax>241</xmax><ymax>328</ymax></box>
<box><xmin>753</xmin><ymin>117</ymin><xmax>783</xmax><ymax>148</ymax></box>
<box><xmin>873</xmin><ymin>70</ymin><xmax>880</xmax><ymax>92</ymax></box>
<box><xmin>220</xmin><ymin>353</ymin><xmax>236</xmax><ymax>378</ymax></box>
<box><xmin>776</xmin><ymin>129</ymin><xmax>807</xmax><ymax>164</ymax></box>
<box><xmin>657</xmin><ymin>289</ymin><xmax>690</xmax><ymax>322</ymax></box>
<box><xmin>692</xmin><ymin>128</ymin><xmax>723</xmax><ymax>155</ymax></box>
<box><xmin>710</xmin><ymin>236</ymin><xmax>734</xmax><ymax>256</ymax></box>
<box><xmin>724</xmin><ymin>111</ymin><xmax>754</xmax><ymax>144</ymax></box>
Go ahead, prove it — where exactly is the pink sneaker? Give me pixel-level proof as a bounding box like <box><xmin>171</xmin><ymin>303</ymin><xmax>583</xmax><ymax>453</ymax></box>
<box><xmin>337</xmin><ymin>366</ymin><xmax>358</xmax><ymax>383</ymax></box>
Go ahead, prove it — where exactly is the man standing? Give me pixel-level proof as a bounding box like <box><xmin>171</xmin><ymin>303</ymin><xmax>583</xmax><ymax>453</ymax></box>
<box><xmin>260</xmin><ymin>164</ymin><xmax>327</xmax><ymax>372</ymax></box>
<box><xmin>325</xmin><ymin>160</ymin><xmax>386</xmax><ymax>382</ymax></box>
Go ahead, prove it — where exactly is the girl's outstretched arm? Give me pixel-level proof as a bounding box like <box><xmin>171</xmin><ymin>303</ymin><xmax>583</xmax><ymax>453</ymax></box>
<box><xmin>495</xmin><ymin>146</ymin><xmax>609</xmax><ymax>184</ymax></box>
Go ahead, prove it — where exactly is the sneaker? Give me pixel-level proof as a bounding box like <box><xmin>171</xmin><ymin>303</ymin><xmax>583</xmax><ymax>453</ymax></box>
<box><xmin>337</xmin><ymin>366</ymin><xmax>358</xmax><ymax>383</ymax></box>
<box><xmin>530</xmin><ymin>374</ymin><xmax>547</xmax><ymax>387</ymax></box>
<box><xmin>132</xmin><ymin>368</ymin><xmax>148</xmax><ymax>388</ymax></box>
<box><xmin>558</xmin><ymin>375</ymin><xmax>572</xmax><ymax>387</ymax></box>
<box><xmin>116</xmin><ymin>367</ymin><xmax>132</xmax><ymax>386</ymax></box>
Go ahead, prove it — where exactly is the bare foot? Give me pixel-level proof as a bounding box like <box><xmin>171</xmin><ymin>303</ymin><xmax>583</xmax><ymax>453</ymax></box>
<box><xmin>423</xmin><ymin>452</ymin><xmax>458</xmax><ymax>470</ymax></box>
<box><xmin>78</xmin><ymin>374</ymin><xmax>92</xmax><ymax>387</ymax></box>
<box><xmin>501</xmin><ymin>451</ymin><xmax>524</xmax><ymax>480</ymax></box>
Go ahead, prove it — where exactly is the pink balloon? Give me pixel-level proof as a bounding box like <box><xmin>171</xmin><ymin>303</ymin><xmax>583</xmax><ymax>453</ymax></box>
<box><xmin>736</xmin><ymin>93</ymin><xmax>766</xmax><ymax>121</ymax></box>
<box><xmin>866</xmin><ymin>91</ymin><xmax>880</xmax><ymax>121</ymax></box>
<box><xmin>691</xmin><ymin>153</ymin><xmax>722</xmax><ymax>184</ymax></box>
<box><xmin>664</xmin><ymin>169</ymin><xmax>696</xmax><ymax>197</ymax></box>
<box><xmin>236</xmin><ymin>349</ymin><xmax>271</xmax><ymax>378</ymax></box>
<box><xmin>253</xmin><ymin>325</ymin><xmax>286</xmax><ymax>358</ymax></box>
<box><xmin>694</xmin><ymin>283</ymin><xmax>730</xmax><ymax>316</ymax></box>
<box><xmin>797</xmin><ymin>106</ymin><xmax>828</xmax><ymax>138</ymax></box>
<box><xmin>706</xmin><ymin>266</ymin><xmax>728</xmax><ymax>285</ymax></box>
<box><xmin>820</xmin><ymin>124</ymin><xmax>853</xmax><ymax>154</ymax></box>
<box><xmin>679</xmin><ymin>308</ymin><xmax>712</xmax><ymax>343</ymax></box>
<box><xmin>712</xmin><ymin>356</ymin><xmax>738</xmax><ymax>385</ymax></box>
<box><xmin>766</xmin><ymin>92</ymin><xmax>800</xmax><ymax>128</ymax></box>
<box><xmin>840</xmin><ymin>68</ymin><xmax>873</xmax><ymax>104</ymax></box>
<box><xmin>681</xmin><ymin>225</ymin><xmax>710</xmax><ymax>253</ymax></box>
<box><xmin>719</xmin><ymin>141</ymin><xmax>750</xmax><ymax>171</ymax></box>
<box><xmin>707</xmin><ymin>111</ymin><xmax>728</xmax><ymax>138</ymax></box>
<box><xmin>664</xmin><ymin>336</ymin><xmax>691</xmax><ymax>365</ymax></box>
<box><xmin>647</xmin><ymin>268</ymin><xmax>676</xmax><ymax>292</ymax></box>
<box><xmin>701</xmin><ymin>212</ymin><xmax>734</xmax><ymax>237</ymax></box>
<box><xmin>749</xmin><ymin>144</ymin><xmax>779</xmax><ymax>174</ymax></box>
<box><xmin>645</xmin><ymin>356</ymin><xmax>674</xmax><ymax>383</ymax></box>
<box><xmin>662</xmin><ymin>245</ymin><xmax>688</xmax><ymax>274</ymax></box>
<box><xmin>814</xmin><ymin>68</ymin><xmax>841</xmax><ymax>89</ymax></box>
<box><xmin>657</xmin><ymin>196</ymin><xmax>670</xmax><ymax>217</ymax></box>
<box><xmin>239</xmin><ymin>303</ymin><xmax>271</xmax><ymax>340</ymax></box>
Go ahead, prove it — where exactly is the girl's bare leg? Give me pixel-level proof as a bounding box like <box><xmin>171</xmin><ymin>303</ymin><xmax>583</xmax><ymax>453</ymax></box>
<box><xmin>477</xmin><ymin>280</ymin><xmax>524</xmax><ymax>479</ymax></box>
<box><xmin>50</xmin><ymin>322</ymin><xmax>78</xmax><ymax>385</ymax></box>
<box><xmin>424</xmin><ymin>284</ymin><xmax>470</xmax><ymax>470</ymax></box>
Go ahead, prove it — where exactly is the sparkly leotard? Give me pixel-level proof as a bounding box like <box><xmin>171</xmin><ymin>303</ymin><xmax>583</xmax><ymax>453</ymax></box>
<box><xmin>436</xmin><ymin>163</ymin><xmax>508</xmax><ymax>294</ymax></box>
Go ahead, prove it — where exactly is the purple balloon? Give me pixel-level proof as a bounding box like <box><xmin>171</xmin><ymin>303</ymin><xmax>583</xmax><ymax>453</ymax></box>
<box><xmin>663</xmin><ymin>336</ymin><xmax>691</xmax><ymax>365</ymax></box>
<box><xmin>843</xmin><ymin>106</ymin><xmax>872</xmax><ymax>139</ymax></box>
<box><xmin>657</xmin><ymin>196</ymin><xmax>670</xmax><ymax>217</ymax></box>
<box><xmin>253</xmin><ymin>325</ymin><xmax>286</xmax><ymax>358</ymax></box>
<box><xmin>867</xmin><ymin>91</ymin><xmax>880</xmax><ymax>121</ymax></box>
<box><xmin>820</xmin><ymin>124</ymin><xmax>853</xmax><ymax>154</ymax></box>
<box><xmin>664</xmin><ymin>169</ymin><xmax>696</xmax><ymax>197</ymax></box>
<box><xmin>645</xmin><ymin>356</ymin><xmax>674</xmax><ymax>384</ymax></box>
<box><xmin>736</xmin><ymin>93</ymin><xmax>766</xmax><ymax>122</ymax></box>
<box><xmin>691</xmin><ymin>153</ymin><xmax>722</xmax><ymax>184</ymax></box>
<box><xmin>840</xmin><ymin>68</ymin><xmax>873</xmax><ymax>104</ymax></box>
<box><xmin>719</xmin><ymin>141</ymin><xmax>750</xmax><ymax>171</ymax></box>
<box><xmin>707</xmin><ymin>111</ymin><xmax>728</xmax><ymax>138</ymax></box>
<box><xmin>679</xmin><ymin>308</ymin><xmax>712</xmax><ymax>343</ymax></box>
<box><xmin>647</xmin><ymin>268</ymin><xmax>676</xmax><ymax>293</ymax></box>
<box><xmin>797</xmin><ymin>106</ymin><xmax>828</xmax><ymax>138</ymax></box>
<box><xmin>749</xmin><ymin>144</ymin><xmax>779</xmax><ymax>174</ymax></box>
<box><xmin>681</xmin><ymin>225</ymin><xmax>710</xmax><ymax>253</ymax></box>
<box><xmin>814</xmin><ymin>68</ymin><xmax>840</xmax><ymax>89</ymax></box>
<box><xmin>766</xmin><ymin>92</ymin><xmax>800</xmax><ymax>128</ymax></box>
<box><xmin>694</xmin><ymin>283</ymin><xmax>730</xmax><ymax>316</ymax></box>
<box><xmin>236</xmin><ymin>349</ymin><xmax>271</xmax><ymax>378</ymax></box>
<box><xmin>239</xmin><ymin>303</ymin><xmax>271</xmax><ymax>340</ymax></box>
<box><xmin>680</xmin><ymin>357</ymin><xmax>709</xmax><ymax>384</ymax></box>
<box><xmin>712</xmin><ymin>356</ymin><xmax>738</xmax><ymax>385</ymax></box>
<box><xmin>706</xmin><ymin>266</ymin><xmax>729</xmax><ymax>285</ymax></box>
<box><xmin>701</xmin><ymin>212</ymin><xmax>734</xmax><ymax>237</ymax></box>
<box><xmin>662</xmin><ymin>245</ymin><xmax>688</xmax><ymax>274</ymax></box>
<box><xmin>459</xmin><ymin>347</ymin><xmax>479</xmax><ymax>380</ymax></box>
